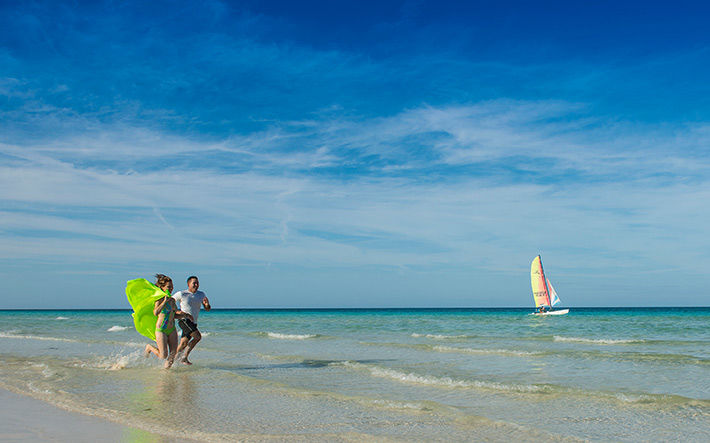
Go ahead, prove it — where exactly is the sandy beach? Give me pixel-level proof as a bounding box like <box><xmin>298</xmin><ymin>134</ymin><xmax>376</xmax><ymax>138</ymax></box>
<box><xmin>0</xmin><ymin>388</ymin><xmax>160</xmax><ymax>443</ymax></box>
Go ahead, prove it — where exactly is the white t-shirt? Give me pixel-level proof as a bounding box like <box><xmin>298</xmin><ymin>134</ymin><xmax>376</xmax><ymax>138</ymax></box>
<box><xmin>173</xmin><ymin>290</ymin><xmax>207</xmax><ymax>324</ymax></box>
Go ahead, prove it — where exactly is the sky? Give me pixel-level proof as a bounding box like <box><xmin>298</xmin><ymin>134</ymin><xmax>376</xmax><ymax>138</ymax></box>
<box><xmin>1</xmin><ymin>0</ymin><xmax>710</xmax><ymax>308</ymax></box>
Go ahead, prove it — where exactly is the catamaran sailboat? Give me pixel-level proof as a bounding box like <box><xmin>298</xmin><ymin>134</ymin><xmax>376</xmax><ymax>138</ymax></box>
<box><xmin>530</xmin><ymin>255</ymin><xmax>569</xmax><ymax>315</ymax></box>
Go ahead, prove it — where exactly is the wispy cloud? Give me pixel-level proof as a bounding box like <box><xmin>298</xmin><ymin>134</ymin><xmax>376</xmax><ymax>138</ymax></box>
<box><xmin>3</xmin><ymin>101</ymin><xmax>710</xmax><ymax>280</ymax></box>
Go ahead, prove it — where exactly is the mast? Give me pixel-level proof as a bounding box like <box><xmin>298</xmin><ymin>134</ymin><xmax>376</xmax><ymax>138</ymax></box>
<box><xmin>539</xmin><ymin>255</ymin><xmax>551</xmax><ymax>306</ymax></box>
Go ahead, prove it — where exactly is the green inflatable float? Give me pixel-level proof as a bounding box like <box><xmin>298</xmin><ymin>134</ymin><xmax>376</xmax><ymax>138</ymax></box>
<box><xmin>125</xmin><ymin>278</ymin><xmax>170</xmax><ymax>341</ymax></box>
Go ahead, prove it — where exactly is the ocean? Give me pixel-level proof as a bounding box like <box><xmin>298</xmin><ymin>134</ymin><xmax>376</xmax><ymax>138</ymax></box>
<box><xmin>0</xmin><ymin>308</ymin><xmax>708</xmax><ymax>441</ymax></box>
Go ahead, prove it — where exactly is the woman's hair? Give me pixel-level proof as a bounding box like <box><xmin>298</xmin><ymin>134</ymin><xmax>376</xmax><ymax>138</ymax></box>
<box><xmin>154</xmin><ymin>274</ymin><xmax>173</xmax><ymax>288</ymax></box>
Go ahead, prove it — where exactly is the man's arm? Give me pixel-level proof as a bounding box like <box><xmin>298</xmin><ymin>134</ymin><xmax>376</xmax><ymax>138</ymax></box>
<box><xmin>202</xmin><ymin>296</ymin><xmax>211</xmax><ymax>311</ymax></box>
<box><xmin>175</xmin><ymin>310</ymin><xmax>193</xmax><ymax>321</ymax></box>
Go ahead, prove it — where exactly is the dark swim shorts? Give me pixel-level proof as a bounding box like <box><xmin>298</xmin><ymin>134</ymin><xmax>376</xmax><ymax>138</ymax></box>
<box><xmin>178</xmin><ymin>318</ymin><xmax>199</xmax><ymax>337</ymax></box>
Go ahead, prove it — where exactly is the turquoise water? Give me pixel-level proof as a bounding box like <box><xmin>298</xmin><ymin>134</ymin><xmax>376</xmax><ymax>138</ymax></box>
<box><xmin>0</xmin><ymin>308</ymin><xmax>708</xmax><ymax>441</ymax></box>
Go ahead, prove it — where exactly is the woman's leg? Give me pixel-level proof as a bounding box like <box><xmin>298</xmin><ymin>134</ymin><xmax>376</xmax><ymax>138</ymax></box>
<box><xmin>144</xmin><ymin>343</ymin><xmax>159</xmax><ymax>358</ymax></box>
<box><xmin>155</xmin><ymin>331</ymin><xmax>169</xmax><ymax>359</ymax></box>
<box><xmin>165</xmin><ymin>331</ymin><xmax>178</xmax><ymax>369</ymax></box>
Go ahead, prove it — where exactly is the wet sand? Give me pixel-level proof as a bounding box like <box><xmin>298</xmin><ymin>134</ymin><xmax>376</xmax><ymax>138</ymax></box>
<box><xmin>0</xmin><ymin>388</ymin><xmax>161</xmax><ymax>442</ymax></box>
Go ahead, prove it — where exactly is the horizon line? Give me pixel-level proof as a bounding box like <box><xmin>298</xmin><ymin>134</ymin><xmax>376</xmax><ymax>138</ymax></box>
<box><xmin>1</xmin><ymin>306</ymin><xmax>708</xmax><ymax>312</ymax></box>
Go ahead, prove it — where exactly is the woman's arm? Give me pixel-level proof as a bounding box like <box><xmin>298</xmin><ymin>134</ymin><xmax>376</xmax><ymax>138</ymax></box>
<box><xmin>153</xmin><ymin>297</ymin><xmax>168</xmax><ymax>316</ymax></box>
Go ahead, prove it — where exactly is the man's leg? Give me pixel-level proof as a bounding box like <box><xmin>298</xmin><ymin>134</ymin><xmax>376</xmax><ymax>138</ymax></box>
<box><xmin>176</xmin><ymin>335</ymin><xmax>190</xmax><ymax>354</ymax></box>
<box><xmin>181</xmin><ymin>330</ymin><xmax>202</xmax><ymax>364</ymax></box>
<box><xmin>176</xmin><ymin>319</ymin><xmax>192</xmax><ymax>354</ymax></box>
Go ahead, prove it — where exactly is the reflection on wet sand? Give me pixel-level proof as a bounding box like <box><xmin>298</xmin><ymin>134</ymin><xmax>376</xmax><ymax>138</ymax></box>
<box><xmin>127</xmin><ymin>370</ymin><xmax>197</xmax><ymax>427</ymax></box>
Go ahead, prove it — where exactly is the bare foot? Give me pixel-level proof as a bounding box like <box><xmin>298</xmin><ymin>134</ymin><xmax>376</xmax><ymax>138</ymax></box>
<box><xmin>143</xmin><ymin>345</ymin><xmax>152</xmax><ymax>358</ymax></box>
<box><xmin>181</xmin><ymin>358</ymin><xmax>192</xmax><ymax>365</ymax></box>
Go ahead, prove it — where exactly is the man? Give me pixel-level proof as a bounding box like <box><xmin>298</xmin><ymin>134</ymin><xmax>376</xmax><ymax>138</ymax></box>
<box><xmin>173</xmin><ymin>275</ymin><xmax>211</xmax><ymax>365</ymax></box>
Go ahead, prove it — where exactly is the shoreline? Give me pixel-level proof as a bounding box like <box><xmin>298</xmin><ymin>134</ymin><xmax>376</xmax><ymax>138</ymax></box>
<box><xmin>0</xmin><ymin>387</ymin><xmax>381</xmax><ymax>442</ymax></box>
<box><xmin>0</xmin><ymin>387</ymin><xmax>161</xmax><ymax>442</ymax></box>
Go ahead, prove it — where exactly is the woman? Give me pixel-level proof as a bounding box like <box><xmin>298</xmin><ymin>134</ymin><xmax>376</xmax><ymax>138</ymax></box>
<box><xmin>144</xmin><ymin>274</ymin><xmax>192</xmax><ymax>368</ymax></box>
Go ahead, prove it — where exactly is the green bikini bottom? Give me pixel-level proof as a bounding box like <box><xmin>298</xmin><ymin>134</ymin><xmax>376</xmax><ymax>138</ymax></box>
<box><xmin>156</xmin><ymin>325</ymin><xmax>176</xmax><ymax>336</ymax></box>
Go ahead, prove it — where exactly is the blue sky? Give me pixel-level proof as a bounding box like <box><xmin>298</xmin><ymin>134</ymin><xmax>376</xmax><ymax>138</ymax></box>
<box><xmin>1</xmin><ymin>0</ymin><xmax>709</xmax><ymax>308</ymax></box>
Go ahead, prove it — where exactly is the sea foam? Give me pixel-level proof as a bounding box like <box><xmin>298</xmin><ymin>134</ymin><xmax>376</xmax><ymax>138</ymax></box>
<box><xmin>107</xmin><ymin>325</ymin><xmax>129</xmax><ymax>332</ymax></box>
<box><xmin>70</xmin><ymin>350</ymin><xmax>146</xmax><ymax>371</ymax></box>
<box><xmin>0</xmin><ymin>332</ymin><xmax>78</xmax><ymax>343</ymax></box>
<box><xmin>411</xmin><ymin>333</ymin><xmax>469</xmax><ymax>339</ymax></box>
<box><xmin>31</xmin><ymin>363</ymin><xmax>55</xmax><ymax>379</ymax></box>
<box><xmin>554</xmin><ymin>336</ymin><xmax>643</xmax><ymax>345</ymax></box>
<box><xmin>266</xmin><ymin>332</ymin><xmax>318</xmax><ymax>340</ymax></box>
<box><xmin>432</xmin><ymin>345</ymin><xmax>540</xmax><ymax>357</ymax></box>
<box><xmin>341</xmin><ymin>361</ymin><xmax>547</xmax><ymax>393</ymax></box>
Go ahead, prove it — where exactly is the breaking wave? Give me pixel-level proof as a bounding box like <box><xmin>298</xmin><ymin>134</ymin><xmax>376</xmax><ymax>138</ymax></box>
<box><xmin>411</xmin><ymin>333</ymin><xmax>469</xmax><ymax>339</ymax></box>
<box><xmin>107</xmin><ymin>325</ymin><xmax>129</xmax><ymax>332</ymax></box>
<box><xmin>263</xmin><ymin>332</ymin><xmax>319</xmax><ymax>340</ymax></box>
<box><xmin>553</xmin><ymin>336</ymin><xmax>644</xmax><ymax>345</ymax></box>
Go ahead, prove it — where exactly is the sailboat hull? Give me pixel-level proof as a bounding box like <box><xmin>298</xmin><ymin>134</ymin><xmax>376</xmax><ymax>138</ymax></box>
<box><xmin>532</xmin><ymin>309</ymin><xmax>569</xmax><ymax>316</ymax></box>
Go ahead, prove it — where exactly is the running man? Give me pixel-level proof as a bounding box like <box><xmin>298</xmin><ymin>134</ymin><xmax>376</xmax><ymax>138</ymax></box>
<box><xmin>173</xmin><ymin>275</ymin><xmax>211</xmax><ymax>365</ymax></box>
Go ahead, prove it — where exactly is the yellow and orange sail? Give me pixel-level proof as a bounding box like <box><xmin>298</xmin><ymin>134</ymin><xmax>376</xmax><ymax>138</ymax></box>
<box><xmin>530</xmin><ymin>255</ymin><xmax>551</xmax><ymax>308</ymax></box>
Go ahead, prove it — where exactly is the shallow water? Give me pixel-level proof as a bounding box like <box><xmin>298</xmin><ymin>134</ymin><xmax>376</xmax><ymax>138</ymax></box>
<box><xmin>0</xmin><ymin>308</ymin><xmax>708</xmax><ymax>441</ymax></box>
